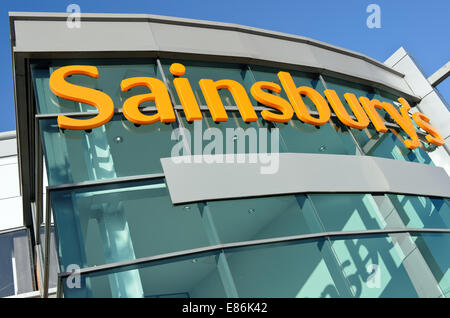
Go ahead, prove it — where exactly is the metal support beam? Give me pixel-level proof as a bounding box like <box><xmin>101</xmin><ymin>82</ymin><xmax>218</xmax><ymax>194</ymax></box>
<box><xmin>42</xmin><ymin>191</ymin><xmax>51</xmax><ymax>298</ymax></box>
<box><xmin>34</xmin><ymin>117</ymin><xmax>43</xmax><ymax>245</ymax></box>
<box><xmin>428</xmin><ymin>61</ymin><xmax>450</xmax><ymax>87</ymax></box>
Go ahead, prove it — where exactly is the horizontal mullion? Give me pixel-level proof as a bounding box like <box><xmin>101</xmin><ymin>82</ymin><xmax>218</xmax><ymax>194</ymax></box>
<box><xmin>35</xmin><ymin>107</ymin><xmax>155</xmax><ymax>119</ymax></box>
<box><xmin>34</xmin><ymin>105</ymin><xmax>270</xmax><ymax>119</ymax></box>
<box><xmin>58</xmin><ymin>227</ymin><xmax>450</xmax><ymax>279</ymax></box>
<box><xmin>0</xmin><ymin>226</ymin><xmax>28</xmax><ymax>235</ymax></box>
<box><xmin>34</xmin><ymin>106</ymin><xmax>428</xmax><ymax>137</ymax></box>
<box><xmin>46</xmin><ymin>173</ymin><xmax>165</xmax><ymax>192</ymax></box>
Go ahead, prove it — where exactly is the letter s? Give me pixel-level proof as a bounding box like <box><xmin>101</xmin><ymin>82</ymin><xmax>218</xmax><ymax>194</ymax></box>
<box><xmin>412</xmin><ymin>112</ymin><xmax>445</xmax><ymax>146</ymax></box>
<box><xmin>250</xmin><ymin>81</ymin><xmax>293</xmax><ymax>123</ymax></box>
<box><xmin>49</xmin><ymin>65</ymin><xmax>114</xmax><ymax>130</ymax></box>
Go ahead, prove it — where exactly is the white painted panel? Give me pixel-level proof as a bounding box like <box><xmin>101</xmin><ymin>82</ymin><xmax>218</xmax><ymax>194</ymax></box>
<box><xmin>0</xmin><ymin>164</ymin><xmax>20</xmax><ymax>199</ymax></box>
<box><xmin>0</xmin><ymin>156</ymin><xmax>18</xmax><ymax>166</ymax></box>
<box><xmin>0</xmin><ymin>196</ymin><xmax>23</xmax><ymax>230</ymax></box>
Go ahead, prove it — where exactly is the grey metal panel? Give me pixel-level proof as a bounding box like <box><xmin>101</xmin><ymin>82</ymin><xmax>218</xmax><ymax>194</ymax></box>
<box><xmin>364</xmin><ymin>62</ymin><xmax>413</xmax><ymax>94</ymax></box>
<box><xmin>427</xmin><ymin>61</ymin><xmax>450</xmax><ymax>87</ymax></box>
<box><xmin>161</xmin><ymin>153</ymin><xmax>450</xmax><ymax>204</ymax></box>
<box><xmin>7</xmin><ymin>12</ymin><xmax>403</xmax><ymax>75</ymax></box>
<box><xmin>384</xmin><ymin>48</ymin><xmax>407</xmax><ymax>68</ymax></box>
<box><xmin>428</xmin><ymin>146</ymin><xmax>450</xmax><ymax>177</ymax></box>
<box><xmin>12</xmin><ymin>231</ymin><xmax>34</xmax><ymax>295</ymax></box>
<box><xmin>13</xmin><ymin>20</ymin><xmax>158</xmax><ymax>52</ymax></box>
<box><xmin>389</xmin><ymin>49</ymin><xmax>434</xmax><ymax>99</ymax></box>
<box><xmin>376</xmin><ymin>156</ymin><xmax>448</xmax><ymax>195</ymax></box>
<box><xmin>239</xmin><ymin>32</ymin><xmax>320</xmax><ymax>69</ymax></box>
<box><xmin>311</xmin><ymin>46</ymin><xmax>373</xmax><ymax>80</ymax></box>
<box><xmin>150</xmin><ymin>22</ymin><xmax>247</xmax><ymax>58</ymax></box>
<box><xmin>419</xmin><ymin>92</ymin><xmax>450</xmax><ymax>139</ymax></box>
<box><xmin>311</xmin><ymin>46</ymin><xmax>413</xmax><ymax>95</ymax></box>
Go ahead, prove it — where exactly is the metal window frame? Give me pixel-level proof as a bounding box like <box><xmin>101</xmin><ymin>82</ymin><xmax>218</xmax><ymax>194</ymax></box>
<box><xmin>43</xmin><ymin>168</ymin><xmax>450</xmax><ymax>298</ymax></box>
<box><xmin>34</xmin><ymin>58</ymin><xmax>449</xmax><ymax>298</ymax></box>
<box><xmin>55</xmin><ymin>227</ymin><xmax>450</xmax><ymax>298</ymax></box>
<box><xmin>0</xmin><ymin>226</ymin><xmax>27</xmax><ymax>236</ymax></box>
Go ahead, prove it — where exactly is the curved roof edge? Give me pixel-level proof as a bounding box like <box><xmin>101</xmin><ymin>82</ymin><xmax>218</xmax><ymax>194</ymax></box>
<box><xmin>9</xmin><ymin>11</ymin><xmax>403</xmax><ymax>78</ymax></box>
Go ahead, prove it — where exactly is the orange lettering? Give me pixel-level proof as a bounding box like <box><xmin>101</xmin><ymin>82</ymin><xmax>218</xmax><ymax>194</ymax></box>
<box><xmin>49</xmin><ymin>65</ymin><xmax>114</xmax><ymax>130</ymax></box>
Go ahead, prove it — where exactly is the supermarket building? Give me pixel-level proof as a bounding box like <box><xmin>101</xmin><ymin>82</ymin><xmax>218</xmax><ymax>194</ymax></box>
<box><xmin>0</xmin><ymin>12</ymin><xmax>449</xmax><ymax>298</ymax></box>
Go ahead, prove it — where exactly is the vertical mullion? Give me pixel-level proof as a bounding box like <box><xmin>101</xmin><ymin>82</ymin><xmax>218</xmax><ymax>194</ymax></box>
<box><xmin>156</xmin><ymin>58</ymin><xmax>192</xmax><ymax>156</ymax></box>
<box><xmin>34</xmin><ymin>117</ymin><xmax>43</xmax><ymax>245</ymax></box>
<box><xmin>197</xmin><ymin>203</ymin><xmax>239</xmax><ymax>297</ymax></box>
<box><xmin>42</xmin><ymin>190</ymin><xmax>51</xmax><ymax>298</ymax></box>
<box><xmin>319</xmin><ymin>74</ymin><xmax>365</xmax><ymax>155</ymax></box>
<box><xmin>306</xmin><ymin>195</ymin><xmax>356</xmax><ymax>297</ymax></box>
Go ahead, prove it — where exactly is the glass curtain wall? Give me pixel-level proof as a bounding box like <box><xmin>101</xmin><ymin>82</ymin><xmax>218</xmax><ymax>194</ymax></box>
<box><xmin>31</xmin><ymin>58</ymin><xmax>449</xmax><ymax>298</ymax></box>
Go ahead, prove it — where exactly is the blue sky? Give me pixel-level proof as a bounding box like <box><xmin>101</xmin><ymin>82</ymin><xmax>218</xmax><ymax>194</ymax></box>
<box><xmin>0</xmin><ymin>0</ymin><xmax>448</xmax><ymax>132</ymax></box>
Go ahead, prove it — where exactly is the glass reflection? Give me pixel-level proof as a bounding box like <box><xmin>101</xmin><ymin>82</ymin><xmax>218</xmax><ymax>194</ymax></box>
<box><xmin>331</xmin><ymin>234</ymin><xmax>419</xmax><ymax>297</ymax></box>
<box><xmin>51</xmin><ymin>179</ymin><xmax>211</xmax><ymax>273</ymax></box>
<box><xmin>413</xmin><ymin>233</ymin><xmax>450</xmax><ymax>297</ymax></box>
<box><xmin>40</xmin><ymin>115</ymin><xmax>177</xmax><ymax>185</ymax></box>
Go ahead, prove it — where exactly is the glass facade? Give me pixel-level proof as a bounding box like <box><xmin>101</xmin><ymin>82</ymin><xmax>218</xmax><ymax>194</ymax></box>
<box><xmin>412</xmin><ymin>233</ymin><xmax>450</xmax><ymax>296</ymax></box>
<box><xmin>62</xmin><ymin>233</ymin><xmax>450</xmax><ymax>298</ymax></box>
<box><xmin>29</xmin><ymin>58</ymin><xmax>449</xmax><ymax>298</ymax></box>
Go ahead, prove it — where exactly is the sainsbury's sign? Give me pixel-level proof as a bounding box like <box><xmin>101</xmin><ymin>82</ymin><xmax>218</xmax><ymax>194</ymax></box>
<box><xmin>48</xmin><ymin>63</ymin><xmax>444</xmax><ymax>150</ymax></box>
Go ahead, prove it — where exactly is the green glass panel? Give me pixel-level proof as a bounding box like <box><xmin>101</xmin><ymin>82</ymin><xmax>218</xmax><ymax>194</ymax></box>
<box><xmin>372</xmin><ymin>88</ymin><xmax>405</xmax><ymax>111</ymax></box>
<box><xmin>250</xmin><ymin>66</ymin><xmax>360</xmax><ymax>155</ymax></box>
<box><xmin>352</xmin><ymin>126</ymin><xmax>434</xmax><ymax>164</ymax></box>
<box><xmin>62</xmin><ymin>233</ymin><xmax>449</xmax><ymax>298</ymax></box>
<box><xmin>412</xmin><ymin>233</ymin><xmax>450</xmax><ymax>297</ymax></box>
<box><xmin>160</xmin><ymin>59</ymin><xmax>257</xmax><ymax>106</ymax></box>
<box><xmin>250</xmin><ymin>65</ymin><xmax>324</xmax><ymax>109</ymax></box>
<box><xmin>322</xmin><ymin>75</ymin><xmax>435</xmax><ymax>164</ymax></box>
<box><xmin>205</xmin><ymin>195</ymin><xmax>323</xmax><ymax>243</ymax></box>
<box><xmin>224</xmin><ymin>239</ymin><xmax>353</xmax><ymax>297</ymax></box>
<box><xmin>322</xmin><ymin>75</ymin><xmax>377</xmax><ymax>114</ymax></box>
<box><xmin>309</xmin><ymin>194</ymin><xmax>388</xmax><ymax>231</ymax></box>
<box><xmin>364</xmin><ymin>86</ymin><xmax>424</xmax><ymax>139</ymax></box>
<box><xmin>65</xmin><ymin>239</ymin><xmax>354</xmax><ymax>298</ymax></box>
<box><xmin>32</xmin><ymin>60</ymin><xmax>161</xmax><ymax>114</ymax></box>
<box><xmin>175</xmin><ymin>110</ymin><xmax>278</xmax><ymax>156</ymax></box>
<box><xmin>274</xmin><ymin>117</ymin><xmax>361</xmax><ymax>155</ymax></box>
<box><xmin>62</xmin><ymin>251</ymin><xmax>228</xmax><ymax>298</ymax></box>
<box><xmin>40</xmin><ymin>114</ymin><xmax>177</xmax><ymax>185</ymax></box>
<box><xmin>388</xmin><ymin>195</ymin><xmax>450</xmax><ymax>229</ymax></box>
<box><xmin>331</xmin><ymin>235</ymin><xmax>418</xmax><ymax>297</ymax></box>
<box><xmin>50</xmin><ymin>179</ymin><xmax>211</xmax><ymax>272</ymax></box>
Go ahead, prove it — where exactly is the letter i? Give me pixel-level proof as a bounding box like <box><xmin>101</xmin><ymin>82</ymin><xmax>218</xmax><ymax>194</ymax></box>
<box><xmin>170</xmin><ymin>63</ymin><xmax>203</xmax><ymax>121</ymax></box>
